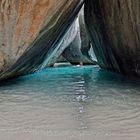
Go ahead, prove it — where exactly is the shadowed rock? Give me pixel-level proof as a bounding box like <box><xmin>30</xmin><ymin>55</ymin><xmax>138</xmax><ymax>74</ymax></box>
<box><xmin>62</xmin><ymin>8</ymin><xmax>97</xmax><ymax>65</ymax></box>
<box><xmin>44</xmin><ymin>18</ymin><xmax>80</xmax><ymax>67</ymax></box>
<box><xmin>85</xmin><ymin>0</ymin><xmax>140</xmax><ymax>77</ymax></box>
<box><xmin>62</xmin><ymin>17</ymin><xmax>94</xmax><ymax>65</ymax></box>
<box><xmin>79</xmin><ymin>7</ymin><xmax>97</xmax><ymax>63</ymax></box>
<box><xmin>0</xmin><ymin>0</ymin><xmax>84</xmax><ymax>80</ymax></box>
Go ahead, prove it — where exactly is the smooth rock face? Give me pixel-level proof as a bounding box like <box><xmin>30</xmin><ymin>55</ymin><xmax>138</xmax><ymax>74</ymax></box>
<box><xmin>0</xmin><ymin>0</ymin><xmax>84</xmax><ymax>80</ymax></box>
<box><xmin>46</xmin><ymin>18</ymin><xmax>79</xmax><ymax>67</ymax></box>
<box><xmin>62</xmin><ymin>17</ymin><xmax>93</xmax><ymax>65</ymax></box>
<box><xmin>79</xmin><ymin>7</ymin><xmax>97</xmax><ymax>63</ymax></box>
<box><xmin>62</xmin><ymin>9</ymin><xmax>96</xmax><ymax>65</ymax></box>
<box><xmin>79</xmin><ymin>7</ymin><xmax>91</xmax><ymax>60</ymax></box>
<box><xmin>62</xmin><ymin>24</ymin><xmax>84</xmax><ymax>65</ymax></box>
<box><xmin>85</xmin><ymin>0</ymin><xmax>140</xmax><ymax>77</ymax></box>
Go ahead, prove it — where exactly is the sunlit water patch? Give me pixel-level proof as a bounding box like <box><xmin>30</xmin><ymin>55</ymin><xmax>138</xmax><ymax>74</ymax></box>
<box><xmin>0</xmin><ymin>66</ymin><xmax>140</xmax><ymax>140</ymax></box>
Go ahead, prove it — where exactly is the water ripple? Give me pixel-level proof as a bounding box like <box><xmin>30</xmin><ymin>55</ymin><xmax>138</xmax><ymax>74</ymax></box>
<box><xmin>0</xmin><ymin>66</ymin><xmax>139</xmax><ymax>139</ymax></box>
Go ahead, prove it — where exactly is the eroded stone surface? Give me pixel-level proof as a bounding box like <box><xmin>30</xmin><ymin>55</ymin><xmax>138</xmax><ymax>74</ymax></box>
<box><xmin>44</xmin><ymin>18</ymin><xmax>80</xmax><ymax>67</ymax></box>
<box><xmin>0</xmin><ymin>0</ymin><xmax>84</xmax><ymax>80</ymax></box>
<box><xmin>85</xmin><ymin>0</ymin><xmax>140</xmax><ymax>77</ymax></box>
<box><xmin>62</xmin><ymin>9</ymin><xmax>96</xmax><ymax>65</ymax></box>
<box><xmin>79</xmin><ymin>7</ymin><xmax>97</xmax><ymax>63</ymax></box>
<box><xmin>62</xmin><ymin>17</ymin><xmax>92</xmax><ymax>65</ymax></box>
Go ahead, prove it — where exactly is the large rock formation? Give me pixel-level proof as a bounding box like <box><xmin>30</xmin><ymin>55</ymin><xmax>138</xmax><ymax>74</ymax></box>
<box><xmin>85</xmin><ymin>0</ymin><xmax>140</xmax><ymax>77</ymax></box>
<box><xmin>61</xmin><ymin>8</ymin><xmax>97</xmax><ymax>65</ymax></box>
<box><xmin>44</xmin><ymin>18</ymin><xmax>80</xmax><ymax>67</ymax></box>
<box><xmin>1</xmin><ymin>0</ymin><xmax>139</xmax><ymax>80</ymax></box>
<box><xmin>79</xmin><ymin>7</ymin><xmax>97</xmax><ymax>63</ymax></box>
<box><xmin>62</xmin><ymin>16</ymin><xmax>95</xmax><ymax>65</ymax></box>
<box><xmin>0</xmin><ymin>0</ymin><xmax>84</xmax><ymax>80</ymax></box>
<box><xmin>62</xmin><ymin>18</ymin><xmax>85</xmax><ymax>65</ymax></box>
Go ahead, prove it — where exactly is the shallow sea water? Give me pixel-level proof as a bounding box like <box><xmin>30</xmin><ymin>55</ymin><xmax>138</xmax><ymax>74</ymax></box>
<box><xmin>0</xmin><ymin>66</ymin><xmax>140</xmax><ymax>140</ymax></box>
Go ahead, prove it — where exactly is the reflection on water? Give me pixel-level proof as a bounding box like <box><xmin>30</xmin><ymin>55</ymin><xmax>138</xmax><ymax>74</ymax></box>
<box><xmin>0</xmin><ymin>66</ymin><xmax>140</xmax><ymax>140</ymax></box>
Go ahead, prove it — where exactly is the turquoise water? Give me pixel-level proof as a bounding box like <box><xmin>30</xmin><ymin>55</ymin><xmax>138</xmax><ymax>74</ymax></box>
<box><xmin>0</xmin><ymin>66</ymin><xmax>140</xmax><ymax>140</ymax></box>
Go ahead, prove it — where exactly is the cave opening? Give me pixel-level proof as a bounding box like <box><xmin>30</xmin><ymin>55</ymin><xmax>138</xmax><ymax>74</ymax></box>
<box><xmin>0</xmin><ymin>1</ymin><xmax>140</xmax><ymax>139</ymax></box>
